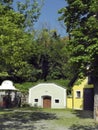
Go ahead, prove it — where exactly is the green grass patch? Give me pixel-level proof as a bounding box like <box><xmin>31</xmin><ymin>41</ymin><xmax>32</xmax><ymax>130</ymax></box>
<box><xmin>0</xmin><ymin>107</ymin><xmax>96</xmax><ymax>129</ymax></box>
<box><xmin>41</xmin><ymin>109</ymin><xmax>96</xmax><ymax>128</ymax></box>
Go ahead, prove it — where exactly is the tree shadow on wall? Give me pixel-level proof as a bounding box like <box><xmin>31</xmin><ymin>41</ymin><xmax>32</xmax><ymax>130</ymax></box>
<box><xmin>0</xmin><ymin>111</ymin><xmax>57</xmax><ymax>130</ymax></box>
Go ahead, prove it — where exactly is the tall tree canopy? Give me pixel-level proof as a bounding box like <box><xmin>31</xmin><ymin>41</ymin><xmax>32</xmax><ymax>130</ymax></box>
<box><xmin>59</xmin><ymin>0</ymin><xmax>98</xmax><ymax>78</ymax></box>
<box><xmin>0</xmin><ymin>0</ymin><xmax>71</xmax><ymax>86</ymax></box>
<box><xmin>59</xmin><ymin>0</ymin><xmax>98</xmax><ymax>120</ymax></box>
<box><xmin>0</xmin><ymin>0</ymin><xmax>43</xmax><ymax>31</ymax></box>
<box><xmin>0</xmin><ymin>3</ymin><xmax>34</xmax><ymax>81</ymax></box>
<box><xmin>0</xmin><ymin>0</ymin><xmax>43</xmax><ymax>81</ymax></box>
<box><xmin>16</xmin><ymin>0</ymin><xmax>43</xmax><ymax>31</ymax></box>
<box><xmin>0</xmin><ymin>1</ymin><xmax>69</xmax><ymax>83</ymax></box>
<box><xmin>29</xmin><ymin>29</ymin><xmax>69</xmax><ymax>81</ymax></box>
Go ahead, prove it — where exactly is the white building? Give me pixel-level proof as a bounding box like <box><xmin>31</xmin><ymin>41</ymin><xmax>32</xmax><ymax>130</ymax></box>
<box><xmin>0</xmin><ymin>80</ymin><xmax>18</xmax><ymax>108</ymax></box>
<box><xmin>28</xmin><ymin>83</ymin><xmax>66</xmax><ymax>108</ymax></box>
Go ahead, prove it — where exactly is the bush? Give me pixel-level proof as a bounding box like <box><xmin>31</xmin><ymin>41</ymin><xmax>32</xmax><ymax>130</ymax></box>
<box><xmin>21</xmin><ymin>103</ymin><xmax>31</xmax><ymax>107</ymax></box>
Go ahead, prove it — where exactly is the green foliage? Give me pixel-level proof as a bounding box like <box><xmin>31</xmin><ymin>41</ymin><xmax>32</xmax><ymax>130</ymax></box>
<box><xmin>28</xmin><ymin>29</ymin><xmax>70</xmax><ymax>81</ymax></box>
<box><xmin>47</xmin><ymin>79</ymin><xmax>69</xmax><ymax>88</ymax></box>
<box><xmin>17</xmin><ymin>0</ymin><xmax>43</xmax><ymax>31</ymax></box>
<box><xmin>15</xmin><ymin>82</ymin><xmax>33</xmax><ymax>93</ymax></box>
<box><xmin>59</xmin><ymin>0</ymin><xmax>98</xmax><ymax>79</ymax></box>
<box><xmin>74</xmin><ymin>78</ymin><xmax>85</xmax><ymax>85</ymax></box>
<box><xmin>0</xmin><ymin>1</ymin><xmax>71</xmax><ymax>89</ymax></box>
<box><xmin>0</xmin><ymin>4</ymin><xmax>34</xmax><ymax>81</ymax></box>
<box><xmin>21</xmin><ymin>103</ymin><xmax>31</xmax><ymax>107</ymax></box>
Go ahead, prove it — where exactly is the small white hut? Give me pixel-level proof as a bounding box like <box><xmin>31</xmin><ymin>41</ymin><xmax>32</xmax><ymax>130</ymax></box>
<box><xmin>0</xmin><ymin>80</ymin><xmax>18</xmax><ymax>108</ymax></box>
<box><xmin>28</xmin><ymin>83</ymin><xmax>66</xmax><ymax>108</ymax></box>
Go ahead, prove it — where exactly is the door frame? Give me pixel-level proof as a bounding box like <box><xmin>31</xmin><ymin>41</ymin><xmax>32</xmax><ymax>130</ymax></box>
<box><xmin>42</xmin><ymin>95</ymin><xmax>51</xmax><ymax>108</ymax></box>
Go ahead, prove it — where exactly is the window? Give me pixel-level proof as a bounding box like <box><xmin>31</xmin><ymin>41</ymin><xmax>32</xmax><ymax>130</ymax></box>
<box><xmin>76</xmin><ymin>91</ymin><xmax>81</xmax><ymax>98</ymax></box>
<box><xmin>34</xmin><ymin>99</ymin><xmax>38</xmax><ymax>102</ymax></box>
<box><xmin>55</xmin><ymin>99</ymin><xmax>59</xmax><ymax>103</ymax></box>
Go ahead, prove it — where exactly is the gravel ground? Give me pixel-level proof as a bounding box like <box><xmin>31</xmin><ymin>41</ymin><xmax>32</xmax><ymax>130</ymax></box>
<box><xmin>0</xmin><ymin>109</ymin><xmax>97</xmax><ymax>130</ymax></box>
<box><xmin>0</xmin><ymin>110</ymin><xmax>69</xmax><ymax>130</ymax></box>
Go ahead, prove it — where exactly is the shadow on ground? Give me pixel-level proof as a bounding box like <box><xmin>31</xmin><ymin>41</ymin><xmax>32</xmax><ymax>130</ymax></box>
<box><xmin>69</xmin><ymin>110</ymin><xmax>98</xmax><ymax>130</ymax></box>
<box><xmin>69</xmin><ymin>124</ymin><xmax>98</xmax><ymax>130</ymax></box>
<box><xmin>0</xmin><ymin>111</ymin><xmax>57</xmax><ymax>130</ymax></box>
<box><xmin>72</xmin><ymin>110</ymin><xmax>93</xmax><ymax>118</ymax></box>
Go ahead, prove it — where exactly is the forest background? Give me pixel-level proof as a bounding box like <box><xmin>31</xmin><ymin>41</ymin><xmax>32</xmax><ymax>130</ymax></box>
<box><xmin>0</xmin><ymin>0</ymin><xmax>71</xmax><ymax>93</ymax></box>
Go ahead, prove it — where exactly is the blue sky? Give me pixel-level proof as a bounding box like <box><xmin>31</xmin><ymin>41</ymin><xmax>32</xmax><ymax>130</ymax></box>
<box><xmin>13</xmin><ymin>0</ymin><xmax>67</xmax><ymax>37</ymax></box>
<box><xmin>34</xmin><ymin>0</ymin><xmax>68</xmax><ymax>37</ymax></box>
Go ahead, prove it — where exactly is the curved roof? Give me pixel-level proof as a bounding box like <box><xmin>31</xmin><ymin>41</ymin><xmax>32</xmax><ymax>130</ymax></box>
<box><xmin>0</xmin><ymin>80</ymin><xmax>17</xmax><ymax>91</ymax></box>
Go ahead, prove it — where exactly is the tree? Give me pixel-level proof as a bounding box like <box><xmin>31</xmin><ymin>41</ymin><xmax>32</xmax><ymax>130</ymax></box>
<box><xmin>28</xmin><ymin>28</ymin><xmax>69</xmax><ymax>81</ymax></box>
<box><xmin>0</xmin><ymin>4</ymin><xmax>34</xmax><ymax>81</ymax></box>
<box><xmin>16</xmin><ymin>0</ymin><xmax>43</xmax><ymax>32</ymax></box>
<box><xmin>29</xmin><ymin>29</ymin><xmax>53</xmax><ymax>81</ymax></box>
<box><xmin>0</xmin><ymin>0</ymin><xmax>43</xmax><ymax>82</ymax></box>
<box><xmin>0</xmin><ymin>0</ymin><xmax>43</xmax><ymax>32</ymax></box>
<box><xmin>59</xmin><ymin>0</ymin><xmax>98</xmax><ymax>120</ymax></box>
<box><xmin>48</xmin><ymin>36</ymin><xmax>69</xmax><ymax>80</ymax></box>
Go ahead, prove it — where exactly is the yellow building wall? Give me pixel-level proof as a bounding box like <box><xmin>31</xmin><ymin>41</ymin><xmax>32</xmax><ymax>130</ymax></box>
<box><xmin>73</xmin><ymin>98</ymin><xmax>83</xmax><ymax>110</ymax></box>
<box><xmin>67</xmin><ymin>98</ymin><xmax>72</xmax><ymax>109</ymax></box>
<box><xmin>67</xmin><ymin>77</ymin><xmax>94</xmax><ymax>110</ymax></box>
<box><xmin>72</xmin><ymin>84</ymin><xmax>83</xmax><ymax>110</ymax></box>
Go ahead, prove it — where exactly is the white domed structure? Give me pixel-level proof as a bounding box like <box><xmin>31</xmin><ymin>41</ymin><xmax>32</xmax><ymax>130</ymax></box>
<box><xmin>0</xmin><ymin>80</ymin><xmax>20</xmax><ymax>108</ymax></box>
<box><xmin>0</xmin><ymin>80</ymin><xmax>17</xmax><ymax>91</ymax></box>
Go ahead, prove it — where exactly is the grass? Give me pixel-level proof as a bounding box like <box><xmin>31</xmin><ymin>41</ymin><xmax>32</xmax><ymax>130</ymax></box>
<box><xmin>0</xmin><ymin>107</ymin><xmax>97</xmax><ymax>129</ymax></box>
<box><xmin>54</xmin><ymin>113</ymin><xmax>95</xmax><ymax>127</ymax></box>
<box><xmin>15</xmin><ymin>79</ymin><xmax>69</xmax><ymax>93</ymax></box>
<box><xmin>41</xmin><ymin>108</ymin><xmax>96</xmax><ymax>128</ymax></box>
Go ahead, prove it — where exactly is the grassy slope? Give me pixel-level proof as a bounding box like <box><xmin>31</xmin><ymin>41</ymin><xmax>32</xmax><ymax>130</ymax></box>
<box><xmin>15</xmin><ymin>79</ymin><xmax>69</xmax><ymax>93</ymax></box>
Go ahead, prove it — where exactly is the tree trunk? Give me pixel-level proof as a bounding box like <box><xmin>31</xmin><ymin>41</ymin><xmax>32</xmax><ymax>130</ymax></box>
<box><xmin>93</xmin><ymin>78</ymin><xmax>98</xmax><ymax>121</ymax></box>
